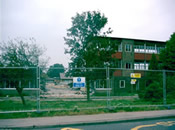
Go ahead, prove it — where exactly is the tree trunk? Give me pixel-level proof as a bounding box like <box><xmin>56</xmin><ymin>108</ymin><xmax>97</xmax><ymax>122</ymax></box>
<box><xmin>15</xmin><ymin>86</ymin><xmax>26</xmax><ymax>106</ymax></box>
<box><xmin>18</xmin><ymin>89</ymin><xmax>26</xmax><ymax>106</ymax></box>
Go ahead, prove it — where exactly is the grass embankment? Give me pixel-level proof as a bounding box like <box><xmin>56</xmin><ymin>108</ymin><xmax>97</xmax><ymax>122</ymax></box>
<box><xmin>0</xmin><ymin>98</ymin><xmax>175</xmax><ymax>119</ymax></box>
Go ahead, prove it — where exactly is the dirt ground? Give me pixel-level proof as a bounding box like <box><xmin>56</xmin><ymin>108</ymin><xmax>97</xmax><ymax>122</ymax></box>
<box><xmin>42</xmin><ymin>82</ymin><xmax>86</xmax><ymax>98</ymax></box>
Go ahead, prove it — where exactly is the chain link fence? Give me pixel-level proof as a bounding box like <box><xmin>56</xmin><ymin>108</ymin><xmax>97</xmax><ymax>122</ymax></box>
<box><xmin>40</xmin><ymin>68</ymin><xmax>108</xmax><ymax>111</ymax></box>
<box><xmin>0</xmin><ymin>67</ymin><xmax>175</xmax><ymax>113</ymax></box>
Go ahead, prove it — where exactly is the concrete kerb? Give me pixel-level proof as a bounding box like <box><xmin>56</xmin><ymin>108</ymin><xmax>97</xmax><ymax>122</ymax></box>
<box><xmin>10</xmin><ymin>115</ymin><xmax>175</xmax><ymax>129</ymax></box>
<box><xmin>0</xmin><ymin>110</ymin><xmax>175</xmax><ymax>129</ymax></box>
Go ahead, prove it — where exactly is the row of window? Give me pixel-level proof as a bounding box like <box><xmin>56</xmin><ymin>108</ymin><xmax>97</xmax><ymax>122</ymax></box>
<box><xmin>0</xmin><ymin>80</ymin><xmax>36</xmax><ymax>88</ymax></box>
<box><xmin>118</xmin><ymin>61</ymin><xmax>153</xmax><ymax>70</ymax></box>
<box><xmin>134</xmin><ymin>45</ymin><xmax>164</xmax><ymax>54</ymax></box>
<box><xmin>118</xmin><ymin>43</ymin><xmax>164</xmax><ymax>54</ymax></box>
<box><xmin>134</xmin><ymin>49</ymin><xmax>157</xmax><ymax>53</ymax></box>
<box><xmin>93</xmin><ymin>80</ymin><xmax>126</xmax><ymax>89</ymax></box>
<box><xmin>120</xmin><ymin>80</ymin><xmax>139</xmax><ymax>90</ymax></box>
<box><xmin>92</xmin><ymin>79</ymin><xmax>125</xmax><ymax>89</ymax></box>
<box><xmin>93</xmin><ymin>79</ymin><xmax>111</xmax><ymax>90</ymax></box>
<box><xmin>134</xmin><ymin>63</ymin><xmax>149</xmax><ymax>70</ymax></box>
<box><xmin>121</xmin><ymin>62</ymin><xmax>149</xmax><ymax>70</ymax></box>
<box><xmin>118</xmin><ymin>44</ymin><xmax>132</xmax><ymax>52</ymax></box>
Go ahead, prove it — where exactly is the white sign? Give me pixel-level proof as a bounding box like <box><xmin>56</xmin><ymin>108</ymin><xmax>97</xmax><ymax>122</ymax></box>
<box><xmin>73</xmin><ymin>77</ymin><xmax>85</xmax><ymax>88</ymax></box>
<box><xmin>131</xmin><ymin>79</ymin><xmax>137</xmax><ymax>84</ymax></box>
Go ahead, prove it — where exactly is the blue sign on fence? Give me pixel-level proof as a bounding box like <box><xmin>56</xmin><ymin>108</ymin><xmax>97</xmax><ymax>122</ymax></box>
<box><xmin>73</xmin><ymin>77</ymin><xmax>85</xmax><ymax>88</ymax></box>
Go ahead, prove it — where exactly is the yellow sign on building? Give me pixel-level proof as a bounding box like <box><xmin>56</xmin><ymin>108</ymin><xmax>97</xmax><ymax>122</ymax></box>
<box><xmin>130</xmin><ymin>73</ymin><xmax>141</xmax><ymax>78</ymax></box>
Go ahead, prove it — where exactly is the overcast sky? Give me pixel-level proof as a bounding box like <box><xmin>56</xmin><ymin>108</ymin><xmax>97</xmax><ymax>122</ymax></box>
<box><xmin>1</xmin><ymin>0</ymin><xmax>175</xmax><ymax>67</ymax></box>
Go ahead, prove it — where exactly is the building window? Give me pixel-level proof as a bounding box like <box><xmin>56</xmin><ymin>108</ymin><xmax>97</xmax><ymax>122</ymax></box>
<box><xmin>146</xmin><ymin>46</ymin><xmax>156</xmax><ymax>53</ymax></box>
<box><xmin>134</xmin><ymin>63</ymin><xmax>149</xmax><ymax>70</ymax></box>
<box><xmin>134</xmin><ymin>63</ymin><xmax>139</xmax><ymax>70</ymax></box>
<box><xmin>125</xmin><ymin>63</ymin><xmax>131</xmax><ymax>69</ymax></box>
<box><xmin>117</xmin><ymin>60</ymin><xmax>122</xmax><ymax>68</ymax></box>
<box><xmin>140</xmin><ymin>63</ymin><xmax>144</xmax><ymax>70</ymax></box>
<box><xmin>118</xmin><ymin>43</ymin><xmax>122</xmax><ymax>52</ymax></box>
<box><xmin>134</xmin><ymin>45</ymin><xmax>164</xmax><ymax>54</ymax></box>
<box><xmin>146</xmin><ymin>64</ymin><xmax>149</xmax><ymax>70</ymax></box>
<box><xmin>95</xmin><ymin>79</ymin><xmax>106</xmax><ymax>89</ymax></box>
<box><xmin>120</xmin><ymin>80</ymin><xmax>125</xmax><ymax>88</ymax></box>
<box><xmin>125</xmin><ymin>44</ymin><xmax>132</xmax><ymax>52</ymax></box>
<box><xmin>94</xmin><ymin>79</ymin><xmax>111</xmax><ymax>90</ymax></box>
<box><xmin>134</xmin><ymin>45</ymin><xmax>144</xmax><ymax>53</ymax></box>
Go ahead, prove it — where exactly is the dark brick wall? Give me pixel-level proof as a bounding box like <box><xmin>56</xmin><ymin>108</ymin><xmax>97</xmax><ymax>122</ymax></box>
<box><xmin>134</xmin><ymin>53</ymin><xmax>159</xmax><ymax>61</ymax></box>
<box><xmin>112</xmin><ymin>52</ymin><xmax>122</xmax><ymax>59</ymax></box>
<box><xmin>113</xmin><ymin>70</ymin><xmax>122</xmax><ymax>76</ymax></box>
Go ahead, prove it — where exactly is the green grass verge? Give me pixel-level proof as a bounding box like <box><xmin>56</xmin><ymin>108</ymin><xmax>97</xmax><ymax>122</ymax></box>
<box><xmin>0</xmin><ymin>99</ymin><xmax>165</xmax><ymax>111</ymax></box>
<box><xmin>0</xmin><ymin>105</ymin><xmax>174</xmax><ymax>119</ymax></box>
<box><xmin>0</xmin><ymin>98</ymin><xmax>174</xmax><ymax>119</ymax></box>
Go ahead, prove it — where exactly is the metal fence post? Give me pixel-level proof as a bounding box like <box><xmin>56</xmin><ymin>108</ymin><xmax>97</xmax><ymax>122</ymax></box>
<box><xmin>108</xmin><ymin>67</ymin><xmax>111</xmax><ymax>108</ymax></box>
<box><xmin>163</xmin><ymin>70</ymin><xmax>166</xmax><ymax>105</ymax></box>
<box><xmin>37</xmin><ymin>66</ymin><xmax>40</xmax><ymax>112</ymax></box>
<box><xmin>106</xmin><ymin>67</ymin><xmax>111</xmax><ymax>109</ymax></box>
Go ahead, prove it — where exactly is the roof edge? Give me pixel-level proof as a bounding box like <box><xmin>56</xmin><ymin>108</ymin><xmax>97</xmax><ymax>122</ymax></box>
<box><xmin>96</xmin><ymin>36</ymin><xmax>166</xmax><ymax>43</ymax></box>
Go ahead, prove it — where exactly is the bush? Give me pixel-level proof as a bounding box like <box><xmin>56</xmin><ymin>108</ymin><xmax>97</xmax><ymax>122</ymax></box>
<box><xmin>166</xmin><ymin>75</ymin><xmax>175</xmax><ymax>99</ymax></box>
<box><xmin>138</xmin><ymin>90</ymin><xmax>145</xmax><ymax>99</ymax></box>
<box><xmin>144</xmin><ymin>81</ymin><xmax>163</xmax><ymax>102</ymax></box>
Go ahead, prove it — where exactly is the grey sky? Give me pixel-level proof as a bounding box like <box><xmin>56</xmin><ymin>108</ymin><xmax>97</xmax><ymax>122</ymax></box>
<box><xmin>1</xmin><ymin>0</ymin><xmax>175</xmax><ymax>67</ymax></box>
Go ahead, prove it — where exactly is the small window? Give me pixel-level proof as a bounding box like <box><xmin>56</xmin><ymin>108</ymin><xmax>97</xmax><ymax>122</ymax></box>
<box><xmin>95</xmin><ymin>79</ymin><xmax>106</xmax><ymax>89</ymax></box>
<box><xmin>125</xmin><ymin>44</ymin><xmax>132</xmax><ymax>52</ymax></box>
<box><xmin>134</xmin><ymin>63</ymin><xmax>139</xmax><ymax>70</ymax></box>
<box><xmin>140</xmin><ymin>63</ymin><xmax>144</xmax><ymax>70</ymax></box>
<box><xmin>95</xmin><ymin>79</ymin><xmax>111</xmax><ymax>90</ymax></box>
<box><xmin>117</xmin><ymin>60</ymin><xmax>122</xmax><ymax>68</ymax></box>
<box><xmin>120</xmin><ymin>80</ymin><xmax>125</xmax><ymax>88</ymax></box>
<box><xmin>134</xmin><ymin>45</ymin><xmax>139</xmax><ymax>52</ymax></box>
<box><xmin>118</xmin><ymin>44</ymin><xmax>122</xmax><ymax>52</ymax></box>
<box><xmin>126</xmin><ymin>63</ymin><xmax>131</xmax><ymax>69</ymax></box>
<box><xmin>146</xmin><ymin>64</ymin><xmax>149</xmax><ymax>70</ymax></box>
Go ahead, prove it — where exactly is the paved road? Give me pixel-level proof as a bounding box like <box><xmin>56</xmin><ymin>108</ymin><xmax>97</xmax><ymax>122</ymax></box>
<box><xmin>1</xmin><ymin>110</ymin><xmax>175</xmax><ymax>129</ymax></box>
<box><xmin>39</xmin><ymin>118</ymin><xmax>175</xmax><ymax>130</ymax></box>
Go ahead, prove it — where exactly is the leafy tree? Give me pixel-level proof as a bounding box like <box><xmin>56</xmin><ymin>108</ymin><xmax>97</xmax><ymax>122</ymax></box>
<box><xmin>148</xmin><ymin>53</ymin><xmax>159</xmax><ymax>70</ymax></box>
<box><xmin>160</xmin><ymin>32</ymin><xmax>175</xmax><ymax>70</ymax></box>
<box><xmin>146</xmin><ymin>53</ymin><xmax>160</xmax><ymax>85</ymax></box>
<box><xmin>64</xmin><ymin>11</ymin><xmax>116</xmax><ymax>101</ymax></box>
<box><xmin>141</xmin><ymin>33</ymin><xmax>175</xmax><ymax>102</ymax></box>
<box><xmin>159</xmin><ymin>33</ymin><xmax>175</xmax><ymax>100</ymax></box>
<box><xmin>84</xmin><ymin>36</ymin><xmax>119</xmax><ymax>67</ymax></box>
<box><xmin>64</xmin><ymin>11</ymin><xmax>111</xmax><ymax>68</ymax></box>
<box><xmin>0</xmin><ymin>38</ymin><xmax>48</xmax><ymax>105</ymax></box>
<box><xmin>47</xmin><ymin>63</ymin><xmax>64</xmax><ymax>78</ymax></box>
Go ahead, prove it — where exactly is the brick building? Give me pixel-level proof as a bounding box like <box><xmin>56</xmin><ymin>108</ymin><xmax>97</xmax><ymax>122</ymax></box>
<box><xmin>93</xmin><ymin>37</ymin><xmax>166</xmax><ymax>95</ymax></box>
<box><xmin>111</xmin><ymin>37</ymin><xmax>165</xmax><ymax>71</ymax></box>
